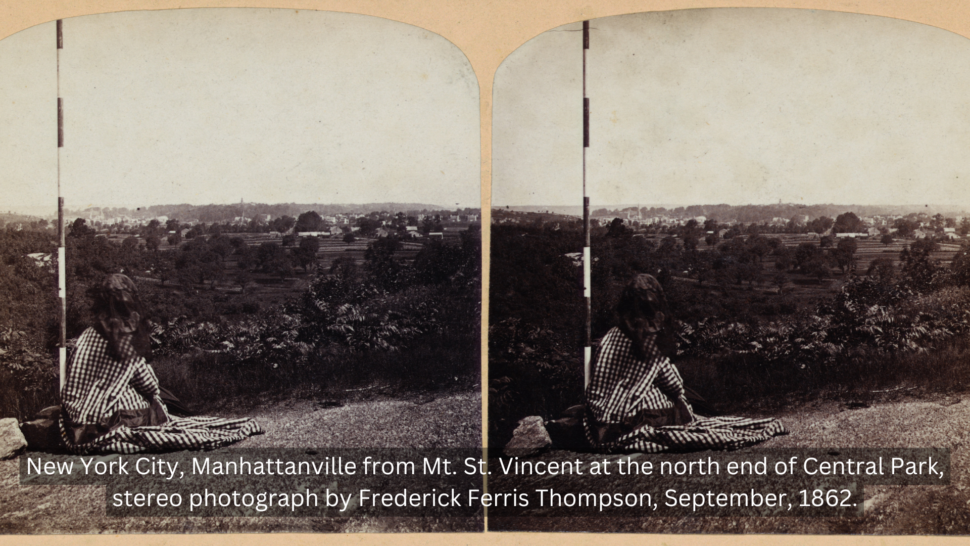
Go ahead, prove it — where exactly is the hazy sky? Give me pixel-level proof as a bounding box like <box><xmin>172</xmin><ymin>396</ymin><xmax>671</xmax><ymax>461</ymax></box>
<box><xmin>0</xmin><ymin>9</ymin><xmax>480</xmax><ymax>215</ymax></box>
<box><xmin>493</xmin><ymin>9</ymin><xmax>970</xmax><ymax>208</ymax></box>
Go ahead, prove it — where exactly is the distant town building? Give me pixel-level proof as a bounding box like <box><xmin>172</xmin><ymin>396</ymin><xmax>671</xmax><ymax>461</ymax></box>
<box><xmin>26</xmin><ymin>253</ymin><xmax>52</xmax><ymax>267</ymax></box>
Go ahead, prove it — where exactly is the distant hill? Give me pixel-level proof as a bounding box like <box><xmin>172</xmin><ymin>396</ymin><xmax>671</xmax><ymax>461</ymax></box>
<box><xmin>0</xmin><ymin>211</ymin><xmax>54</xmax><ymax>226</ymax></box>
<box><xmin>500</xmin><ymin>206</ymin><xmax>583</xmax><ymax>217</ymax></box>
<box><xmin>1</xmin><ymin>207</ymin><xmax>57</xmax><ymax>220</ymax></box>
<box><xmin>64</xmin><ymin>202</ymin><xmax>465</xmax><ymax>223</ymax></box>
<box><xmin>497</xmin><ymin>203</ymin><xmax>970</xmax><ymax>223</ymax></box>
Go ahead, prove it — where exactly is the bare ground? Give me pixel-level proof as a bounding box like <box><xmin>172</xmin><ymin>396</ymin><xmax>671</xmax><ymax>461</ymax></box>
<box><xmin>10</xmin><ymin>391</ymin><xmax>970</xmax><ymax>535</ymax></box>
<box><xmin>490</xmin><ymin>392</ymin><xmax>970</xmax><ymax>535</ymax></box>
<box><xmin>0</xmin><ymin>390</ymin><xmax>482</xmax><ymax>534</ymax></box>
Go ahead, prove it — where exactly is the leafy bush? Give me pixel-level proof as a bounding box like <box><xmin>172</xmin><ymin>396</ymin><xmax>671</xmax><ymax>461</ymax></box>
<box><xmin>2</xmin><ymin>222</ymin><xmax>481</xmax><ymax>419</ymax></box>
<box><xmin>0</xmin><ymin>227</ymin><xmax>60</xmax><ymax>419</ymax></box>
<box><xmin>488</xmin><ymin>319</ymin><xmax>582</xmax><ymax>447</ymax></box>
<box><xmin>0</xmin><ymin>329</ymin><xmax>57</xmax><ymax>420</ymax></box>
<box><xmin>489</xmin><ymin>225</ymin><xmax>970</xmax><ymax>442</ymax></box>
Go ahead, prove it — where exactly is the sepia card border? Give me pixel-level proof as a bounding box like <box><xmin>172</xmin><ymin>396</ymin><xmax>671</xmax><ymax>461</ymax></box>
<box><xmin>3</xmin><ymin>0</ymin><xmax>970</xmax><ymax>545</ymax></box>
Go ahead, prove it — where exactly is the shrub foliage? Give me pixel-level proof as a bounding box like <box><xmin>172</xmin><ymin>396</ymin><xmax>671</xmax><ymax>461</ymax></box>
<box><xmin>1</xmin><ymin>221</ymin><xmax>480</xmax><ymax>419</ymax></box>
<box><xmin>489</xmin><ymin>221</ymin><xmax>970</xmax><ymax>446</ymax></box>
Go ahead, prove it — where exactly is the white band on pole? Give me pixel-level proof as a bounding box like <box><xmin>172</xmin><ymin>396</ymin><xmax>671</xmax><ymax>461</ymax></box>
<box><xmin>584</xmin><ymin>346</ymin><xmax>592</xmax><ymax>388</ymax></box>
<box><xmin>58</xmin><ymin>246</ymin><xmax>66</xmax><ymax>297</ymax></box>
<box><xmin>59</xmin><ymin>346</ymin><xmax>67</xmax><ymax>391</ymax></box>
<box><xmin>583</xmin><ymin>247</ymin><xmax>591</xmax><ymax>298</ymax></box>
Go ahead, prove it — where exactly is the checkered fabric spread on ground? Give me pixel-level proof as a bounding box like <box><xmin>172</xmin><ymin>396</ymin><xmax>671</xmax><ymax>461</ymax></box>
<box><xmin>584</xmin><ymin>327</ymin><xmax>787</xmax><ymax>453</ymax></box>
<box><xmin>59</xmin><ymin>327</ymin><xmax>262</xmax><ymax>454</ymax></box>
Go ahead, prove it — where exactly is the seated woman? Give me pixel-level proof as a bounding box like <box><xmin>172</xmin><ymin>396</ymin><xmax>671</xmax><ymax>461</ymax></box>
<box><xmin>60</xmin><ymin>274</ymin><xmax>261</xmax><ymax>454</ymax></box>
<box><xmin>584</xmin><ymin>274</ymin><xmax>786</xmax><ymax>453</ymax></box>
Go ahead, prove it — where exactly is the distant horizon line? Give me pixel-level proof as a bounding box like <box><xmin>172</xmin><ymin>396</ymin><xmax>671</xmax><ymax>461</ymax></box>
<box><xmin>4</xmin><ymin>201</ymin><xmax>480</xmax><ymax>217</ymax></box>
<box><xmin>495</xmin><ymin>203</ymin><xmax>970</xmax><ymax>210</ymax></box>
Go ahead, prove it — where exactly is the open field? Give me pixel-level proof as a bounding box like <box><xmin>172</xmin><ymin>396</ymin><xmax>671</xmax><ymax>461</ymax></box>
<box><xmin>646</xmin><ymin>232</ymin><xmax>961</xmax><ymax>272</ymax></box>
<box><xmin>113</xmin><ymin>226</ymin><xmax>476</xmax><ymax>318</ymax></box>
<box><xmin>110</xmin><ymin>226</ymin><xmax>474</xmax><ymax>311</ymax></box>
<box><xmin>633</xmin><ymin>232</ymin><xmax>962</xmax><ymax>305</ymax></box>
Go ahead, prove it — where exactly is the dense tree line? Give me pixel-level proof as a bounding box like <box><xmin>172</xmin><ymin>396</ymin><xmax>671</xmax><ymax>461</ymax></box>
<box><xmin>2</xmin><ymin>215</ymin><xmax>482</xmax><ymax>419</ymax></box>
<box><xmin>67</xmin><ymin>203</ymin><xmax>478</xmax><ymax>229</ymax></box>
<box><xmin>588</xmin><ymin>203</ymin><xmax>968</xmax><ymax>226</ymax></box>
<box><xmin>0</xmin><ymin>227</ymin><xmax>59</xmax><ymax>418</ymax></box>
<box><xmin>489</xmin><ymin>218</ymin><xmax>970</xmax><ymax>445</ymax></box>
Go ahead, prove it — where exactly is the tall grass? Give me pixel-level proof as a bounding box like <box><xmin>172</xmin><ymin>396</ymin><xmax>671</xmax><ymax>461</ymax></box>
<box><xmin>677</xmin><ymin>336</ymin><xmax>970</xmax><ymax>415</ymax></box>
<box><xmin>151</xmin><ymin>331</ymin><xmax>480</xmax><ymax>413</ymax></box>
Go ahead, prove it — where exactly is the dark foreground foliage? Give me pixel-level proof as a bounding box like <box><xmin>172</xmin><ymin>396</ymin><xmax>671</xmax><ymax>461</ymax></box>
<box><xmin>1</xmin><ymin>221</ymin><xmax>480</xmax><ymax>420</ymax></box>
<box><xmin>0</xmin><ymin>228</ymin><xmax>59</xmax><ymax>419</ymax></box>
<box><xmin>489</xmin><ymin>221</ymin><xmax>970</xmax><ymax>447</ymax></box>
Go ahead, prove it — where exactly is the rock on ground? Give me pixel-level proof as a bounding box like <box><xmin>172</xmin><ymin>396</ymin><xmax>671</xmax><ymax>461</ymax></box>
<box><xmin>0</xmin><ymin>418</ymin><xmax>26</xmax><ymax>460</ymax></box>
<box><xmin>490</xmin><ymin>395</ymin><xmax>970</xmax><ymax>535</ymax></box>
<box><xmin>0</xmin><ymin>390</ymin><xmax>482</xmax><ymax>534</ymax></box>
<box><xmin>504</xmin><ymin>415</ymin><xmax>551</xmax><ymax>457</ymax></box>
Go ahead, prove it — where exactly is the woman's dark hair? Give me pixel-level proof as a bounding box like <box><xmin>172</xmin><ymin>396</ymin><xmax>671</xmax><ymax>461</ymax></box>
<box><xmin>616</xmin><ymin>274</ymin><xmax>677</xmax><ymax>360</ymax></box>
<box><xmin>89</xmin><ymin>274</ymin><xmax>152</xmax><ymax>360</ymax></box>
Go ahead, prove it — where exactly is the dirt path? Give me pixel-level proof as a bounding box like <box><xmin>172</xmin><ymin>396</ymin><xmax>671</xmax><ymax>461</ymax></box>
<box><xmin>233</xmin><ymin>390</ymin><xmax>481</xmax><ymax>449</ymax></box>
<box><xmin>0</xmin><ymin>391</ymin><xmax>482</xmax><ymax>534</ymax></box>
<box><xmin>492</xmin><ymin>394</ymin><xmax>970</xmax><ymax>535</ymax></box>
<box><xmin>10</xmin><ymin>392</ymin><xmax>970</xmax><ymax>535</ymax></box>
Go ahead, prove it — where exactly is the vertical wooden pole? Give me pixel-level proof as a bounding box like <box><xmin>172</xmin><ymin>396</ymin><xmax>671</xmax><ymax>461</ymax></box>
<box><xmin>57</xmin><ymin>19</ymin><xmax>67</xmax><ymax>392</ymax></box>
<box><xmin>582</xmin><ymin>21</ymin><xmax>592</xmax><ymax>388</ymax></box>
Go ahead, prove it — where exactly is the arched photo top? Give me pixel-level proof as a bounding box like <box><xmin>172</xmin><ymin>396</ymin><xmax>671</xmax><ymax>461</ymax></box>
<box><xmin>488</xmin><ymin>9</ymin><xmax>970</xmax><ymax>536</ymax></box>
<box><xmin>493</xmin><ymin>8</ymin><xmax>970</xmax><ymax>209</ymax></box>
<box><xmin>0</xmin><ymin>8</ymin><xmax>480</xmax><ymax>214</ymax></box>
<box><xmin>0</xmin><ymin>8</ymin><xmax>484</xmax><ymax>534</ymax></box>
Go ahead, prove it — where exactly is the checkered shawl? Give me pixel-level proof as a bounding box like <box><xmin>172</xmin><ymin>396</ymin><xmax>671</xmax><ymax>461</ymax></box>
<box><xmin>60</xmin><ymin>328</ymin><xmax>262</xmax><ymax>455</ymax></box>
<box><xmin>584</xmin><ymin>327</ymin><xmax>787</xmax><ymax>453</ymax></box>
